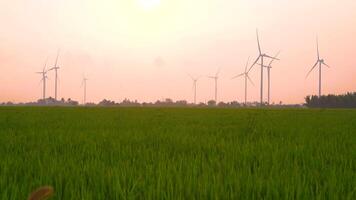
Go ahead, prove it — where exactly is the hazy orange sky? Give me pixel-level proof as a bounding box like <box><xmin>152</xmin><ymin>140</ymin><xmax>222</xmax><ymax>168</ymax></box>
<box><xmin>1</xmin><ymin>0</ymin><xmax>355</xmax><ymax>104</ymax></box>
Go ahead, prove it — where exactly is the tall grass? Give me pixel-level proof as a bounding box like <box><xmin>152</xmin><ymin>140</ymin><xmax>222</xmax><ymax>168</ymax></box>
<box><xmin>0</xmin><ymin>107</ymin><xmax>355</xmax><ymax>199</ymax></box>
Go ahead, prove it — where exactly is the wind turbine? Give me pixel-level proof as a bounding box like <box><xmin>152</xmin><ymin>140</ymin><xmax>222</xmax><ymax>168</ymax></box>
<box><xmin>188</xmin><ymin>74</ymin><xmax>201</xmax><ymax>104</ymax></box>
<box><xmin>36</xmin><ymin>58</ymin><xmax>49</xmax><ymax>102</ymax></box>
<box><xmin>81</xmin><ymin>76</ymin><xmax>88</xmax><ymax>105</ymax></box>
<box><xmin>48</xmin><ymin>49</ymin><xmax>60</xmax><ymax>101</ymax></box>
<box><xmin>232</xmin><ymin>57</ymin><xmax>254</xmax><ymax>105</ymax></box>
<box><xmin>208</xmin><ymin>68</ymin><xmax>221</xmax><ymax>103</ymax></box>
<box><xmin>257</xmin><ymin>51</ymin><xmax>281</xmax><ymax>105</ymax></box>
<box><xmin>306</xmin><ymin>37</ymin><xmax>330</xmax><ymax>97</ymax></box>
<box><xmin>248</xmin><ymin>29</ymin><xmax>279</xmax><ymax>105</ymax></box>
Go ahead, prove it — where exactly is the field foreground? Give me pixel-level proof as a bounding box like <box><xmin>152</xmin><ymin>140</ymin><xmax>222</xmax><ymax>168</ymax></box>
<box><xmin>0</xmin><ymin>107</ymin><xmax>355</xmax><ymax>199</ymax></box>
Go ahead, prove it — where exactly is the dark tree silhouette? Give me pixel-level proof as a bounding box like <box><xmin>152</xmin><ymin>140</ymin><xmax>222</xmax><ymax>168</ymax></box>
<box><xmin>305</xmin><ymin>92</ymin><xmax>356</xmax><ymax>108</ymax></box>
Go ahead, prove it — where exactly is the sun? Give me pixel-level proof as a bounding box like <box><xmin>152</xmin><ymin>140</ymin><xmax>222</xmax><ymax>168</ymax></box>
<box><xmin>137</xmin><ymin>0</ymin><xmax>161</xmax><ymax>10</ymax></box>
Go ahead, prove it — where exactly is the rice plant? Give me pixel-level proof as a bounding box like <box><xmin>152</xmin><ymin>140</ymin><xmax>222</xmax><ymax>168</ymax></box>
<box><xmin>0</xmin><ymin>107</ymin><xmax>354</xmax><ymax>199</ymax></box>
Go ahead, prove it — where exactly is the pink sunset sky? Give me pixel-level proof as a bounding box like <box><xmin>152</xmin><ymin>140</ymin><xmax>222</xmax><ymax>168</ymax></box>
<box><xmin>1</xmin><ymin>0</ymin><xmax>355</xmax><ymax>104</ymax></box>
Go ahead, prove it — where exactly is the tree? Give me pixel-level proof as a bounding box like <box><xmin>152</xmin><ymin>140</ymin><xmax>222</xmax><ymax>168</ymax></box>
<box><xmin>207</xmin><ymin>100</ymin><xmax>216</xmax><ymax>106</ymax></box>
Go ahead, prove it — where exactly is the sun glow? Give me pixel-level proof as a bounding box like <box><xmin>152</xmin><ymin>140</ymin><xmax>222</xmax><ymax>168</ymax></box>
<box><xmin>137</xmin><ymin>0</ymin><xmax>161</xmax><ymax>10</ymax></box>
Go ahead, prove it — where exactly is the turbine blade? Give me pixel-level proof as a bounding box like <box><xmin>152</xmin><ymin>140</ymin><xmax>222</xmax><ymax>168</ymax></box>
<box><xmin>43</xmin><ymin>57</ymin><xmax>49</xmax><ymax>72</ymax></box>
<box><xmin>54</xmin><ymin>49</ymin><xmax>60</xmax><ymax>68</ymax></box>
<box><xmin>316</xmin><ymin>36</ymin><xmax>320</xmax><ymax>60</ymax></box>
<box><xmin>216</xmin><ymin>67</ymin><xmax>221</xmax><ymax>76</ymax></box>
<box><xmin>306</xmin><ymin>61</ymin><xmax>319</xmax><ymax>78</ymax></box>
<box><xmin>247</xmin><ymin>56</ymin><xmax>260</xmax><ymax>73</ymax></box>
<box><xmin>231</xmin><ymin>73</ymin><xmax>245</xmax><ymax>79</ymax></box>
<box><xmin>187</xmin><ymin>73</ymin><xmax>194</xmax><ymax>80</ymax></box>
<box><xmin>264</xmin><ymin>54</ymin><xmax>280</xmax><ymax>60</ymax></box>
<box><xmin>256</xmin><ymin>29</ymin><xmax>261</xmax><ymax>54</ymax></box>
<box><xmin>323</xmin><ymin>62</ymin><xmax>330</xmax><ymax>68</ymax></box>
<box><xmin>47</xmin><ymin>67</ymin><xmax>55</xmax><ymax>72</ymax></box>
<box><xmin>247</xmin><ymin>75</ymin><xmax>255</xmax><ymax>86</ymax></box>
<box><xmin>268</xmin><ymin>51</ymin><xmax>281</xmax><ymax>66</ymax></box>
<box><xmin>244</xmin><ymin>56</ymin><xmax>250</xmax><ymax>73</ymax></box>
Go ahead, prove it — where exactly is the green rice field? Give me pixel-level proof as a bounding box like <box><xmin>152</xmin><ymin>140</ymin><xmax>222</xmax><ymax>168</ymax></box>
<box><xmin>0</xmin><ymin>107</ymin><xmax>355</xmax><ymax>199</ymax></box>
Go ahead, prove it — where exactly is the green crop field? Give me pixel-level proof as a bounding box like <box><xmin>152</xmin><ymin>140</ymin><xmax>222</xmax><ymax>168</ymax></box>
<box><xmin>0</xmin><ymin>107</ymin><xmax>355</xmax><ymax>199</ymax></box>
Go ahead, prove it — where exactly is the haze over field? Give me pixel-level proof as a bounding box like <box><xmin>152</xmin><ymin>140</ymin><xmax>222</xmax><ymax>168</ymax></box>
<box><xmin>1</xmin><ymin>0</ymin><xmax>355</xmax><ymax>104</ymax></box>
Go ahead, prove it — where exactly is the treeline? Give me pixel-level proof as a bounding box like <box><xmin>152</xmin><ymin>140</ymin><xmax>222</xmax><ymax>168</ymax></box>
<box><xmin>67</xmin><ymin>98</ymin><xmax>301</xmax><ymax>108</ymax></box>
<box><xmin>1</xmin><ymin>97</ymin><xmax>303</xmax><ymax>108</ymax></box>
<box><xmin>97</xmin><ymin>98</ymin><xmax>244</xmax><ymax>107</ymax></box>
<box><xmin>1</xmin><ymin>97</ymin><xmax>79</xmax><ymax>106</ymax></box>
<box><xmin>305</xmin><ymin>92</ymin><xmax>356</xmax><ymax>108</ymax></box>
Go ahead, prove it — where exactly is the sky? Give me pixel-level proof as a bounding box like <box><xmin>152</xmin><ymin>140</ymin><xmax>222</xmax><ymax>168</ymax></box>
<box><xmin>0</xmin><ymin>0</ymin><xmax>355</xmax><ymax>104</ymax></box>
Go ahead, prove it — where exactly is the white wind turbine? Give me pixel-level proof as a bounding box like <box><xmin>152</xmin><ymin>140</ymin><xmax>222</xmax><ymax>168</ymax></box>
<box><xmin>306</xmin><ymin>37</ymin><xmax>330</xmax><ymax>97</ymax></box>
<box><xmin>208</xmin><ymin>68</ymin><xmax>221</xmax><ymax>103</ymax></box>
<box><xmin>232</xmin><ymin>57</ymin><xmax>254</xmax><ymax>105</ymax></box>
<box><xmin>36</xmin><ymin>58</ymin><xmax>49</xmax><ymax>102</ymax></box>
<box><xmin>48</xmin><ymin>49</ymin><xmax>60</xmax><ymax>101</ymax></box>
<box><xmin>81</xmin><ymin>76</ymin><xmax>88</xmax><ymax>105</ymax></box>
<box><xmin>188</xmin><ymin>74</ymin><xmax>201</xmax><ymax>105</ymax></box>
<box><xmin>248</xmin><ymin>29</ymin><xmax>279</xmax><ymax>105</ymax></box>
<box><xmin>257</xmin><ymin>51</ymin><xmax>280</xmax><ymax>105</ymax></box>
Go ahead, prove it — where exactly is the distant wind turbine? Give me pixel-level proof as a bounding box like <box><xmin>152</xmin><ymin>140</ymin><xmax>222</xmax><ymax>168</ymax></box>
<box><xmin>306</xmin><ymin>37</ymin><xmax>330</xmax><ymax>97</ymax></box>
<box><xmin>48</xmin><ymin>49</ymin><xmax>60</xmax><ymax>101</ymax></box>
<box><xmin>249</xmin><ymin>29</ymin><xmax>279</xmax><ymax>105</ymax></box>
<box><xmin>257</xmin><ymin>51</ymin><xmax>281</xmax><ymax>105</ymax></box>
<box><xmin>188</xmin><ymin>74</ymin><xmax>201</xmax><ymax>104</ymax></box>
<box><xmin>232</xmin><ymin>57</ymin><xmax>254</xmax><ymax>105</ymax></box>
<box><xmin>81</xmin><ymin>76</ymin><xmax>88</xmax><ymax>105</ymax></box>
<box><xmin>208</xmin><ymin>68</ymin><xmax>221</xmax><ymax>103</ymax></box>
<box><xmin>36</xmin><ymin>58</ymin><xmax>49</xmax><ymax>102</ymax></box>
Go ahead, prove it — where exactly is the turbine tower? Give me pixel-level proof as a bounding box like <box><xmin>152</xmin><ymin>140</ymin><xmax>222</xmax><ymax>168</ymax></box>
<box><xmin>208</xmin><ymin>68</ymin><xmax>221</xmax><ymax>103</ymax></box>
<box><xmin>232</xmin><ymin>57</ymin><xmax>254</xmax><ymax>105</ymax></box>
<box><xmin>49</xmin><ymin>49</ymin><xmax>60</xmax><ymax>101</ymax></box>
<box><xmin>36</xmin><ymin>58</ymin><xmax>49</xmax><ymax>102</ymax></box>
<box><xmin>306</xmin><ymin>37</ymin><xmax>330</xmax><ymax>97</ymax></box>
<box><xmin>188</xmin><ymin>74</ymin><xmax>201</xmax><ymax>104</ymax></box>
<box><xmin>249</xmin><ymin>29</ymin><xmax>279</xmax><ymax>105</ymax></box>
<box><xmin>81</xmin><ymin>76</ymin><xmax>88</xmax><ymax>105</ymax></box>
<box><xmin>258</xmin><ymin>51</ymin><xmax>280</xmax><ymax>105</ymax></box>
